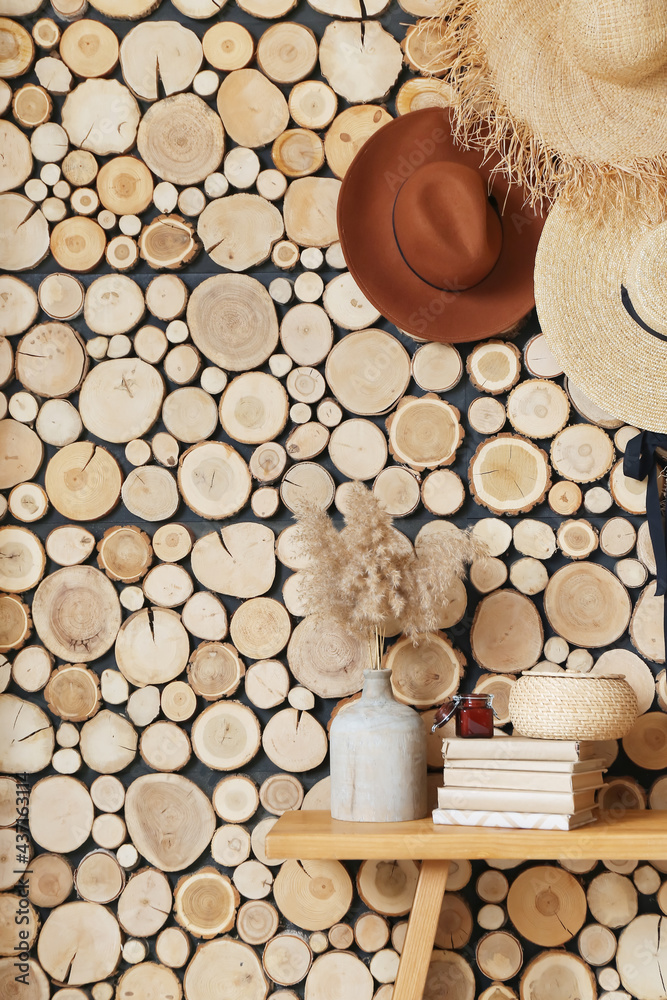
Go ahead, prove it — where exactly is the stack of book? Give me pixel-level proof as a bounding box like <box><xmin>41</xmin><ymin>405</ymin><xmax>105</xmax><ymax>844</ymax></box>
<box><xmin>432</xmin><ymin>734</ymin><xmax>605</xmax><ymax>830</ymax></box>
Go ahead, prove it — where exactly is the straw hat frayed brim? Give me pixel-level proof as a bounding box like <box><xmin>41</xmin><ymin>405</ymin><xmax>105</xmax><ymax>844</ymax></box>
<box><xmin>419</xmin><ymin>0</ymin><xmax>667</xmax><ymax>217</ymax></box>
<box><xmin>534</xmin><ymin>203</ymin><xmax>667</xmax><ymax>434</ymax></box>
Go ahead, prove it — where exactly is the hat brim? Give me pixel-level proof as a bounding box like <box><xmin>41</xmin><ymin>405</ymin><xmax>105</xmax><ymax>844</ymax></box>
<box><xmin>337</xmin><ymin>108</ymin><xmax>544</xmax><ymax>344</ymax></box>
<box><xmin>535</xmin><ymin>202</ymin><xmax>667</xmax><ymax>434</ymax></box>
<box><xmin>420</xmin><ymin>0</ymin><xmax>667</xmax><ymax>218</ymax></box>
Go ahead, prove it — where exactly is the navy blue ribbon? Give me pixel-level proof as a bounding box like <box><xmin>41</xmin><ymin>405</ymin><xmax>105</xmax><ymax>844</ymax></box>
<box><xmin>621</xmin><ymin>286</ymin><xmax>667</xmax><ymax>344</ymax></box>
<box><xmin>624</xmin><ymin>432</ymin><xmax>667</xmax><ymax>643</ymax></box>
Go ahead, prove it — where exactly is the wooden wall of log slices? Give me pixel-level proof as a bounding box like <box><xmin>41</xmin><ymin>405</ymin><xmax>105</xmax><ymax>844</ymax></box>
<box><xmin>2</xmin><ymin>0</ymin><xmax>667</xmax><ymax>992</ymax></box>
<box><xmin>386</xmin><ymin>395</ymin><xmax>464</xmax><ymax>470</ymax></box>
<box><xmin>469</xmin><ymin>435</ymin><xmax>551</xmax><ymax>515</ymax></box>
<box><xmin>385</xmin><ymin>632</ymin><xmax>464</xmax><ymax>707</ymax></box>
<box><xmin>471</xmin><ymin>590</ymin><xmax>544</xmax><ymax>673</ymax></box>
<box><xmin>544</xmin><ymin>563</ymin><xmax>632</xmax><ymax>647</ymax></box>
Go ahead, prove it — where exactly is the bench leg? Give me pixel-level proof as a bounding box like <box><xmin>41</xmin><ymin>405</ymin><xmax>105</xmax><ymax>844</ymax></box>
<box><xmin>393</xmin><ymin>859</ymin><xmax>450</xmax><ymax>1000</ymax></box>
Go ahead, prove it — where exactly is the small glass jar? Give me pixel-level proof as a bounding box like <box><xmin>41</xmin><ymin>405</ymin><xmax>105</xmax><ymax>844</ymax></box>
<box><xmin>431</xmin><ymin>694</ymin><xmax>496</xmax><ymax>739</ymax></box>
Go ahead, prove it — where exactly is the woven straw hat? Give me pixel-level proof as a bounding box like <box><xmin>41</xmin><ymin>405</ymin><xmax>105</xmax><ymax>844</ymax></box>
<box><xmin>425</xmin><ymin>0</ymin><xmax>667</xmax><ymax>215</ymax></box>
<box><xmin>534</xmin><ymin>202</ymin><xmax>667</xmax><ymax>432</ymax></box>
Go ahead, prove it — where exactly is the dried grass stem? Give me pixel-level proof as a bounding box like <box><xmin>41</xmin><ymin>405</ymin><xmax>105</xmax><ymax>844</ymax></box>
<box><xmin>292</xmin><ymin>481</ymin><xmax>485</xmax><ymax>666</ymax></box>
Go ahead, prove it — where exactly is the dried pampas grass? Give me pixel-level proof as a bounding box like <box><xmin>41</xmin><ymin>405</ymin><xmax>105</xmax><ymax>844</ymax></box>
<box><xmin>403</xmin><ymin>528</ymin><xmax>483</xmax><ymax>640</ymax></box>
<box><xmin>293</xmin><ymin>482</ymin><xmax>485</xmax><ymax>667</ymax></box>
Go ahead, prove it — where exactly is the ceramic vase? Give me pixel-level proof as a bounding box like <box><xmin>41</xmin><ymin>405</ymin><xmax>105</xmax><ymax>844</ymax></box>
<box><xmin>329</xmin><ymin>667</ymin><xmax>428</xmax><ymax>822</ymax></box>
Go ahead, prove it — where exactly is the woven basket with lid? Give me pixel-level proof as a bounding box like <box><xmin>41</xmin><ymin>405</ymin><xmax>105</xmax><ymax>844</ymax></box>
<box><xmin>509</xmin><ymin>672</ymin><xmax>638</xmax><ymax>740</ymax></box>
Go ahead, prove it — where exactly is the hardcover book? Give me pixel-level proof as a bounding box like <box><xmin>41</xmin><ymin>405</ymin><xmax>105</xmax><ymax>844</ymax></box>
<box><xmin>443</xmin><ymin>757</ymin><xmax>606</xmax><ymax>774</ymax></box>
<box><xmin>432</xmin><ymin>807</ymin><xmax>598</xmax><ymax>831</ymax></box>
<box><xmin>442</xmin><ymin>735</ymin><xmax>599</xmax><ymax>762</ymax></box>
<box><xmin>441</xmin><ymin>767</ymin><xmax>604</xmax><ymax>793</ymax></box>
<box><xmin>436</xmin><ymin>785</ymin><xmax>598</xmax><ymax>814</ymax></box>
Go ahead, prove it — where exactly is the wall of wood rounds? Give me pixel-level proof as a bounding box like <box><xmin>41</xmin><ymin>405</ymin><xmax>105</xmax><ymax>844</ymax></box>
<box><xmin>0</xmin><ymin>0</ymin><xmax>666</xmax><ymax>998</ymax></box>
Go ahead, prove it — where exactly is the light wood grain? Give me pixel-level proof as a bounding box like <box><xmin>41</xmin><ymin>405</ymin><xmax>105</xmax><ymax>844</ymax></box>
<box><xmin>265</xmin><ymin>810</ymin><xmax>667</xmax><ymax>861</ymax></box>
<box><xmin>393</xmin><ymin>861</ymin><xmax>450</xmax><ymax>1000</ymax></box>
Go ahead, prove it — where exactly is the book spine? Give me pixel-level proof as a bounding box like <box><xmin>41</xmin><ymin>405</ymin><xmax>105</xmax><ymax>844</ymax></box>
<box><xmin>442</xmin><ymin>739</ymin><xmax>586</xmax><ymax>762</ymax></box>
<box><xmin>432</xmin><ymin>808</ymin><xmax>595</xmax><ymax>831</ymax></box>
<box><xmin>441</xmin><ymin>768</ymin><xmax>603</xmax><ymax>792</ymax></box>
<box><xmin>442</xmin><ymin>757</ymin><xmax>605</xmax><ymax>774</ymax></box>
<box><xmin>436</xmin><ymin>786</ymin><xmax>594</xmax><ymax>813</ymax></box>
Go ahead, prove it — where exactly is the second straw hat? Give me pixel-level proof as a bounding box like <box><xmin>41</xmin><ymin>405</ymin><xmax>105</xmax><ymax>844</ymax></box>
<box><xmin>534</xmin><ymin>203</ymin><xmax>667</xmax><ymax>433</ymax></box>
<box><xmin>422</xmin><ymin>0</ymin><xmax>667</xmax><ymax>214</ymax></box>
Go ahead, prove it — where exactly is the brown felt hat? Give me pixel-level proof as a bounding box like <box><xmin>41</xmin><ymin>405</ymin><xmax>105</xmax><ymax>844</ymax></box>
<box><xmin>337</xmin><ymin>108</ymin><xmax>545</xmax><ymax>344</ymax></box>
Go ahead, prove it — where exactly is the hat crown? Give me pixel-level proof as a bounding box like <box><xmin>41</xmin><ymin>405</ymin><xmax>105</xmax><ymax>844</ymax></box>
<box><xmin>561</xmin><ymin>0</ymin><xmax>667</xmax><ymax>84</ymax></box>
<box><xmin>625</xmin><ymin>222</ymin><xmax>667</xmax><ymax>336</ymax></box>
<box><xmin>392</xmin><ymin>161</ymin><xmax>503</xmax><ymax>292</ymax></box>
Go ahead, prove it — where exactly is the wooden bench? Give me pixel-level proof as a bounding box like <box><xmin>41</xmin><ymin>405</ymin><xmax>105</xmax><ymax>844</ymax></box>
<box><xmin>266</xmin><ymin>809</ymin><xmax>667</xmax><ymax>1000</ymax></box>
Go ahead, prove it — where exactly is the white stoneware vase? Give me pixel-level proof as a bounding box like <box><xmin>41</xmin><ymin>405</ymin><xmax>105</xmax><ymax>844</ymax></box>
<box><xmin>329</xmin><ymin>667</ymin><xmax>428</xmax><ymax>822</ymax></box>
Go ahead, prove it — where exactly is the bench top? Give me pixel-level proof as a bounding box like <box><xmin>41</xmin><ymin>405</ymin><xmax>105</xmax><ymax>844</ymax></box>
<box><xmin>265</xmin><ymin>809</ymin><xmax>667</xmax><ymax>860</ymax></box>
